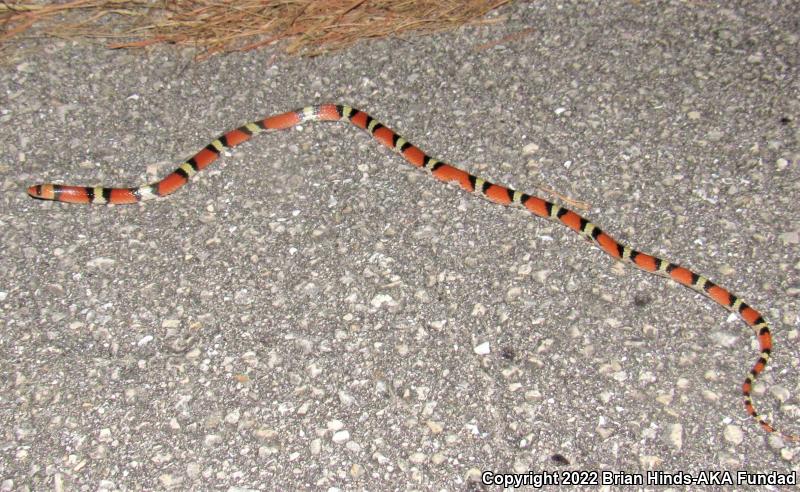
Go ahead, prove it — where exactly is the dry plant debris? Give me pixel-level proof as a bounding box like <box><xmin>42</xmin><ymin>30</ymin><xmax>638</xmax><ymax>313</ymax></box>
<box><xmin>1</xmin><ymin>0</ymin><xmax>512</xmax><ymax>59</ymax></box>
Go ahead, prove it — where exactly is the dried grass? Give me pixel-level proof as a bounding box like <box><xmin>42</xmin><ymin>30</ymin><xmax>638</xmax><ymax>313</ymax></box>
<box><xmin>1</xmin><ymin>0</ymin><xmax>512</xmax><ymax>60</ymax></box>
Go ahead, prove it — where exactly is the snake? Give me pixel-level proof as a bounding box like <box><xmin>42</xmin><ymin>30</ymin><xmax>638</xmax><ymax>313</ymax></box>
<box><xmin>27</xmin><ymin>103</ymin><xmax>797</xmax><ymax>441</ymax></box>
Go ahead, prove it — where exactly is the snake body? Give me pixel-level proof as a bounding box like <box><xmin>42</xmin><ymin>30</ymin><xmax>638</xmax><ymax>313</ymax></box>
<box><xmin>28</xmin><ymin>103</ymin><xmax>796</xmax><ymax>440</ymax></box>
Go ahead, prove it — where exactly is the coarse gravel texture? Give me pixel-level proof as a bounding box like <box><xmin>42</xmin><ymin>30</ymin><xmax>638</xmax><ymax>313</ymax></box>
<box><xmin>2</xmin><ymin>0</ymin><xmax>800</xmax><ymax>490</ymax></box>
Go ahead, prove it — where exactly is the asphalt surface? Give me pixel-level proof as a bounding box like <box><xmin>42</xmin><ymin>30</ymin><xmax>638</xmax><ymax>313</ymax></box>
<box><xmin>2</xmin><ymin>1</ymin><xmax>800</xmax><ymax>489</ymax></box>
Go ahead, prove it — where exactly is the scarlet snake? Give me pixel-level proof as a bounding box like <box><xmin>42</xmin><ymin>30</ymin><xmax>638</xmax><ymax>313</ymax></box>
<box><xmin>27</xmin><ymin>103</ymin><xmax>797</xmax><ymax>441</ymax></box>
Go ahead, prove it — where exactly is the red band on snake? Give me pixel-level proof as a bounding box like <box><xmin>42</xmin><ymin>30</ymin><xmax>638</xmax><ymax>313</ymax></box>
<box><xmin>27</xmin><ymin>103</ymin><xmax>797</xmax><ymax>441</ymax></box>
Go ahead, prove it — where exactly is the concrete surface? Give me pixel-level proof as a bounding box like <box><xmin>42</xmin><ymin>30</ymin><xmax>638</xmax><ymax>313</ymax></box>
<box><xmin>2</xmin><ymin>0</ymin><xmax>800</xmax><ymax>489</ymax></box>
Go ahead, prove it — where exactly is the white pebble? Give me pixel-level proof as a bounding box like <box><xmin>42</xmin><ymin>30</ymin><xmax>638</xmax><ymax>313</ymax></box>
<box><xmin>471</xmin><ymin>303</ymin><xmax>486</xmax><ymax>316</ymax></box>
<box><xmin>723</xmin><ymin>424</ymin><xmax>743</xmax><ymax>444</ymax></box>
<box><xmin>505</xmin><ymin>286</ymin><xmax>522</xmax><ymax>302</ymax></box>
<box><xmin>769</xmin><ymin>385</ymin><xmax>790</xmax><ymax>402</ymax></box>
<box><xmin>327</xmin><ymin>419</ymin><xmax>345</xmax><ymax>431</ymax></box>
<box><xmin>409</xmin><ymin>452</ymin><xmax>427</xmax><ymax>464</ymax></box>
<box><xmin>747</xmin><ymin>52</ymin><xmax>763</xmax><ymax>63</ymax></box>
<box><xmin>522</xmin><ymin>142</ymin><xmax>540</xmax><ymax>154</ymax></box>
<box><xmin>667</xmin><ymin>423</ymin><xmax>683</xmax><ymax>450</ymax></box>
<box><xmin>778</xmin><ymin>231</ymin><xmax>799</xmax><ymax>245</ymax></box>
<box><xmin>474</xmin><ymin>342</ymin><xmax>491</xmax><ymax>355</ymax></box>
<box><xmin>225</xmin><ymin>409</ymin><xmax>240</xmax><ymax>424</ymax></box>
<box><xmin>426</xmin><ymin>420</ymin><xmax>444</xmax><ymax>434</ymax></box>
<box><xmin>337</xmin><ymin>391</ymin><xmax>355</xmax><ymax>406</ymax></box>
<box><xmin>98</xmin><ymin>428</ymin><xmax>112</xmax><ymax>442</ymax></box>
<box><xmin>87</xmin><ymin>257</ymin><xmax>116</xmax><ymax>268</ymax></box>
<box><xmin>370</xmin><ymin>293</ymin><xmax>395</xmax><ymax>308</ymax></box>
<box><xmin>203</xmin><ymin>434</ymin><xmax>222</xmax><ymax>447</ymax></box>
<box><xmin>639</xmin><ymin>455</ymin><xmax>662</xmax><ymax>468</ymax></box>
<box><xmin>332</xmin><ymin>430</ymin><xmax>350</xmax><ymax>443</ymax></box>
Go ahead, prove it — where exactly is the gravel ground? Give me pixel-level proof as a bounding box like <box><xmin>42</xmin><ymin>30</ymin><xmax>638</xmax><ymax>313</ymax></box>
<box><xmin>2</xmin><ymin>1</ymin><xmax>800</xmax><ymax>490</ymax></box>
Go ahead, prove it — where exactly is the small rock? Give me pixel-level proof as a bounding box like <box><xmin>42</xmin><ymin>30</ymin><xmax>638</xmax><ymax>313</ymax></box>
<box><xmin>667</xmin><ymin>423</ymin><xmax>683</xmax><ymax>450</ymax></box>
<box><xmin>332</xmin><ymin>430</ymin><xmax>350</xmax><ymax>443</ymax></box>
<box><xmin>505</xmin><ymin>286</ymin><xmax>522</xmax><ymax>302</ymax></box>
<box><xmin>522</xmin><ymin>142</ymin><xmax>540</xmax><ymax>154</ymax></box>
<box><xmin>639</xmin><ymin>455</ymin><xmax>662</xmax><ymax>468</ymax></box>
<box><xmin>426</xmin><ymin>420</ymin><xmax>444</xmax><ymax>434</ymax></box>
<box><xmin>409</xmin><ymin>452</ymin><xmax>427</xmax><ymax>464</ymax></box>
<box><xmin>723</xmin><ymin>424</ymin><xmax>743</xmax><ymax>445</ymax></box>
<box><xmin>746</xmin><ymin>52</ymin><xmax>763</xmax><ymax>63</ymax></box>
<box><xmin>370</xmin><ymin>294</ymin><xmax>395</xmax><ymax>308</ymax></box>
<box><xmin>474</xmin><ymin>342</ymin><xmax>490</xmax><ymax>355</ymax></box>
<box><xmin>87</xmin><ymin>257</ymin><xmax>116</xmax><ymax>268</ymax></box>
<box><xmin>327</xmin><ymin>419</ymin><xmax>345</xmax><ymax>431</ymax></box>
<box><xmin>779</xmin><ymin>231</ymin><xmax>799</xmax><ymax>245</ymax></box>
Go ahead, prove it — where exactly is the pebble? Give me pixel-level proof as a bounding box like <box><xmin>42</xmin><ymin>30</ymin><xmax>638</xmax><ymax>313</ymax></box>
<box><xmin>747</xmin><ymin>52</ymin><xmax>763</xmax><ymax>63</ymax></box>
<box><xmin>338</xmin><ymin>390</ymin><xmax>355</xmax><ymax>406</ymax></box>
<box><xmin>769</xmin><ymin>385</ymin><xmax>790</xmax><ymax>402</ymax></box>
<box><xmin>332</xmin><ymin>430</ymin><xmax>350</xmax><ymax>443</ymax></box>
<box><xmin>98</xmin><ymin>428</ymin><xmax>112</xmax><ymax>442</ymax></box>
<box><xmin>87</xmin><ymin>257</ymin><xmax>116</xmax><ymax>268</ymax></box>
<box><xmin>471</xmin><ymin>303</ymin><xmax>486</xmax><ymax>316</ymax></box>
<box><xmin>522</xmin><ymin>142</ymin><xmax>540</xmax><ymax>154</ymax></box>
<box><xmin>159</xmin><ymin>474</ymin><xmax>176</xmax><ymax>487</ymax></box>
<box><xmin>136</xmin><ymin>335</ymin><xmax>153</xmax><ymax>346</ymax></box>
<box><xmin>778</xmin><ymin>231</ymin><xmax>799</xmax><ymax>244</ymax></box>
<box><xmin>350</xmin><ymin>463</ymin><xmax>365</xmax><ymax>478</ymax></box>
<box><xmin>473</xmin><ymin>342</ymin><xmax>491</xmax><ymax>355</ymax></box>
<box><xmin>465</xmin><ymin>468</ymin><xmax>483</xmax><ymax>482</ymax></box>
<box><xmin>186</xmin><ymin>462</ymin><xmax>201</xmax><ymax>479</ymax></box>
<box><xmin>720</xmin><ymin>265</ymin><xmax>738</xmax><ymax>277</ymax></box>
<box><xmin>225</xmin><ymin>409</ymin><xmax>240</xmax><ymax>424</ymax></box>
<box><xmin>709</xmin><ymin>331</ymin><xmax>738</xmax><ymax>347</ymax></box>
<box><xmin>426</xmin><ymin>420</ymin><xmax>444</xmax><ymax>434</ymax></box>
<box><xmin>370</xmin><ymin>293</ymin><xmax>395</xmax><ymax>308</ymax></box>
<box><xmin>327</xmin><ymin>419</ymin><xmax>345</xmax><ymax>431</ymax></box>
<box><xmin>505</xmin><ymin>286</ymin><xmax>522</xmax><ymax>302</ymax></box>
<box><xmin>639</xmin><ymin>455</ymin><xmax>662</xmax><ymax>468</ymax></box>
<box><xmin>533</xmin><ymin>269</ymin><xmax>551</xmax><ymax>283</ymax></box>
<box><xmin>409</xmin><ymin>452</ymin><xmax>427</xmax><ymax>464</ymax></box>
<box><xmin>667</xmin><ymin>423</ymin><xmax>683</xmax><ymax>450</ymax></box>
<box><xmin>203</xmin><ymin>434</ymin><xmax>222</xmax><ymax>447</ymax></box>
<box><xmin>98</xmin><ymin>480</ymin><xmax>115</xmax><ymax>490</ymax></box>
<box><xmin>723</xmin><ymin>424</ymin><xmax>743</xmax><ymax>445</ymax></box>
